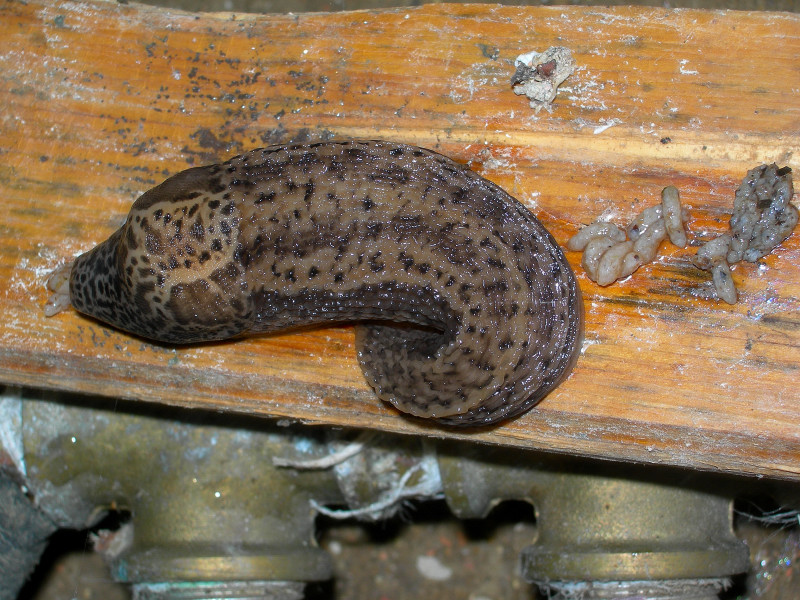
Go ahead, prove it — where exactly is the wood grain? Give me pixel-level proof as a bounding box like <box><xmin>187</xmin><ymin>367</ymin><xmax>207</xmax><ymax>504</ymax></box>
<box><xmin>1</xmin><ymin>0</ymin><xmax>798</xmax><ymax>479</ymax></box>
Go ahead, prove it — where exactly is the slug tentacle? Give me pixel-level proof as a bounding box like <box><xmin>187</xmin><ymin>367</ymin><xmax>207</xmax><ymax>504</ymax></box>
<box><xmin>67</xmin><ymin>140</ymin><xmax>583</xmax><ymax>426</ymax></box>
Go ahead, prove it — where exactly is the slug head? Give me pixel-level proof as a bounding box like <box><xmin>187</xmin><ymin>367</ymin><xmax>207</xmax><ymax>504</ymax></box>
<box><xmin>68</xmin><ymin>165</ymin><xmax>253</xmax><ymax>343</ymax></box>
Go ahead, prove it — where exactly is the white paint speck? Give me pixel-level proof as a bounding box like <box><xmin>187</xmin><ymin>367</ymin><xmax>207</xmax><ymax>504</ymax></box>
<box><xmin>172</xmin><ymin>69</ymin><xmax>181</xmax><ymax>80</ymax></box>
<box><xmin>593</xmin><ymin>118</ymin><xmax>621</xmax><ymax>134</ymax></box>
<box><xmin>416</xmin><ymin>555</ymin><xmax>452</xmax><ymax>581</ymax></box>
<box><xmin>679</xmin><ymin>59</ymin><xmax>698</xmax><ymax>75</ymax></box>
<box><xmin>328</xmin><ymin>540</ymin><xmax>342</xmax><ymax>555</ymax></box>
<box><xmin>581</xmin><ymin>338</ymin><xmax>600</xmax><ymax>353</ymax></box>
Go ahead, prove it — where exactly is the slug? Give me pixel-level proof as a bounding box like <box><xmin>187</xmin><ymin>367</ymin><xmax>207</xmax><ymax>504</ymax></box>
<box><xmin>62</xmin><ymin>140</ymin><xmax>583</xmax><ymax>426</ymax></box>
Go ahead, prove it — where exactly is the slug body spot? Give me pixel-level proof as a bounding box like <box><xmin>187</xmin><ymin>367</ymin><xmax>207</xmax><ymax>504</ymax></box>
<box><xmin>68</xmin><ymin>140</ymin><xmax>583</xmax><ymax>426</ymax></box>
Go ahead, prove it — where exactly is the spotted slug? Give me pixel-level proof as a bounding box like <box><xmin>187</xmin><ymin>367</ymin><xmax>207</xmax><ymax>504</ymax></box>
<box><xmin>65</xmin><ymin>140</ymin><xmax>583</xmax><ymax>426</ymax></box>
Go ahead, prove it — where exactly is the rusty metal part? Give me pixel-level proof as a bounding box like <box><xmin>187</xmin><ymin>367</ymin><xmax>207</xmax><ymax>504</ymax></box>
<box><xmin>0</xmin><ymin>387</ymin><xmax>761</xmax><ymax>600</ymax></box>
<box><xmin>438</xmin><ymin>445</ymin><xmax>750</xmax><ymax>598</ymax></box>
<box><xmin>131</xmin><ymin>581</ymin><xmax>305</xmax><ymax>600</ymax></box>
<box><xmin>13</xmin><ymin>390</ymin><xmax>343</xmax><ymax>596</ymax></box>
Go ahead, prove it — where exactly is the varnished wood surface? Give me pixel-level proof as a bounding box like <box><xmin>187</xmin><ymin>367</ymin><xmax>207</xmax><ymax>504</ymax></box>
<box><xmin>1</xmin><ymin>0</ymin><xmax>798</xmax><ymax>479</ymax></box>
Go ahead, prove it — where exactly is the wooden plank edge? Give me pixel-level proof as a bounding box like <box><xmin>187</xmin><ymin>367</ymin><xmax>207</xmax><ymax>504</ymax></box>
<box><xmin>3</xmin><ymin>351</ymin><xmax>797</xmax><ymax>482</ymax></box>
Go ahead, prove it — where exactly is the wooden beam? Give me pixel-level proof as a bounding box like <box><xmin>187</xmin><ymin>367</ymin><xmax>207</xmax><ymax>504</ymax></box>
<box><xmin>2</xmin><ymin>0</ymin><xmax>799</xmax><ymax>479</ymax></box>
